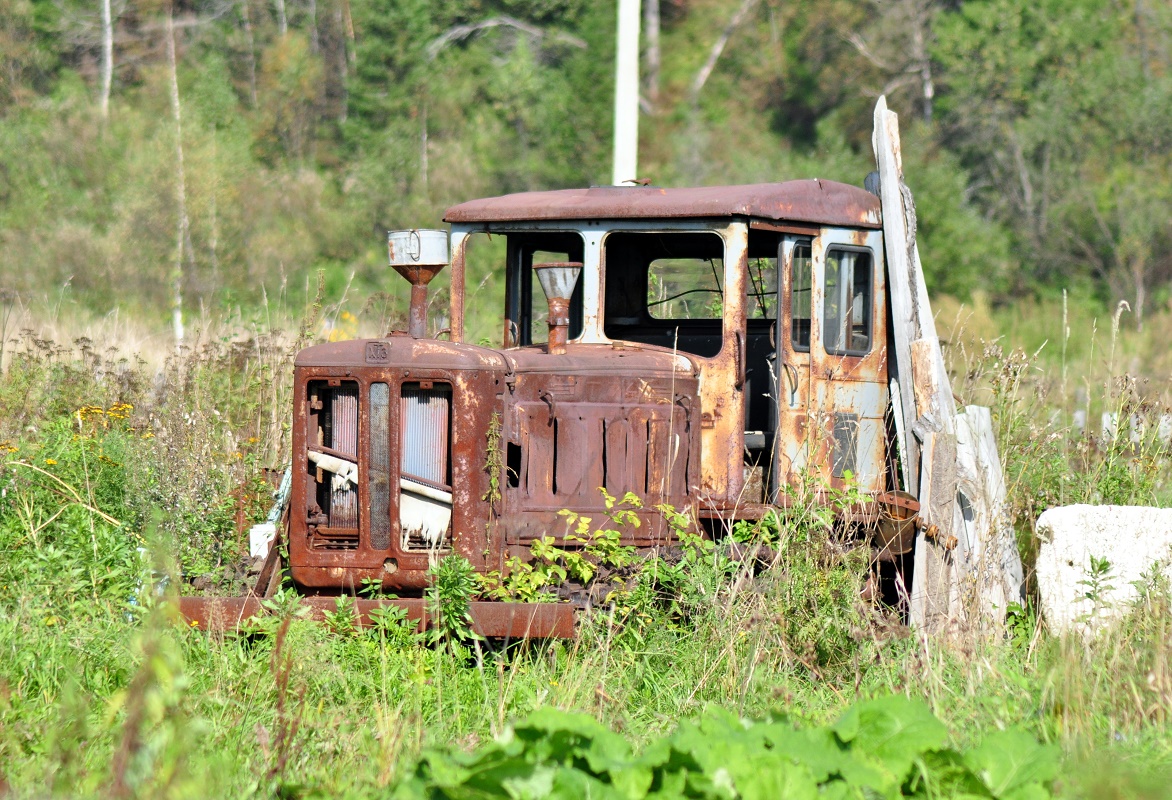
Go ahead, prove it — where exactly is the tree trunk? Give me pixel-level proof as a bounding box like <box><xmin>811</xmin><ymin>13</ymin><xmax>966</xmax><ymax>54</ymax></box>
<box><xmin>210</xmin><ymin>130</ymin><xmax>220</xmax><ymax>292</ymax></box>
<box><xmin>166</xmin><ymin>3</ymin><xmax>189</xmax><ymax>344</ymax></box>
<box><xmin>419</xmin><ymin>100</ymin><xmax>428</xmax><ymax>196</ymax></box>
<box><xmin>335</xmin><ymin>0</ymin><xmax>349</xmax><ymax>121</ymax></box>
<box><xmin>642</xmin><ymin>0</ymin><xmax>660</xmax><ymax>110</ymax></box>
<box><xmin>309</xmin><ymin>0</ymin><xmax>319</xmax><ymax>52</ymax></box>
<box><xmin>274</xmin><ymin>0</ymin><xmax>287</xmax><ymax>36</ymax></box>
<box><xmin>340</xmin><ymin>0</ymin><xmax>355</xmax><ymax>66</ymax></box>
<box><xmin>689</xmin><ymin>0</ymin><xmax>759</xmax><ymax>106</ymax></box>
<box><xmin>99</xmin><ymin>0</ymin><xmax>113</xmax><ymax>119</ymax></box>
<box><xmin>910</xmin><ymin>0</ymin><xmax>933</xmax><ymax>123</ymax></box>
<box><xmin>242</xmin><ymin>0</ymin><xmax>258</xmax><ymax>108</ymax></box>
<box><xmin>1134</xmin><ymin>254</ymin><xmax>1146</xmax><ymax>332</ymax></box>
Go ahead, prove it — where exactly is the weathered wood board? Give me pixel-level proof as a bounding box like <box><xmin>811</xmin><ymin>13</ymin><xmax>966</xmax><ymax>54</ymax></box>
<box><xmin>872</xmin><ymin>96</ymin><xmax>1024</xmax><ymax>632</ymax></box>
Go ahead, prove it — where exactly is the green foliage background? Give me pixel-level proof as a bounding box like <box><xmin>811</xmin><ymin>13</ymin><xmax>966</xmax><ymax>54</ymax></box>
<box><xmin>2</xmin><ymin>0</ymin><xmax>1171</xmax><ymax>327</ymax></box>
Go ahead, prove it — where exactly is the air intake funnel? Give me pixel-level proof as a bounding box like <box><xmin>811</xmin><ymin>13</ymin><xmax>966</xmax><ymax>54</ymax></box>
<box><xmin>388</xmin><ymin>229</ymin><xmax>449</xmax><ymax>338</ymax></box>
<box><xmin>533</xmin><ymin>261</ymin><xmax>582</xmax><ymax>355</ymax></box>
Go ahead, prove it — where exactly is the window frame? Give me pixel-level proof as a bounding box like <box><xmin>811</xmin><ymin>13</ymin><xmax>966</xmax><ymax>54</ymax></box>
<box><xmin>788</xmin><ymin>239</ymin><xmax>814</xmax><ymax>354</ymax></box>
<box><xmin>644</xmin><ymin>253</ymin><xmax>726</xmax><ymax>322</ymax></box>
<box><xmin>505</xmin><ymin>231</ymin><xmax>586</xmax><ymax>347</ymax></box>
<box><xmin>820</xmin><ymin>245</ymin><xmax>874</xmax><ymax>358</ymax></box>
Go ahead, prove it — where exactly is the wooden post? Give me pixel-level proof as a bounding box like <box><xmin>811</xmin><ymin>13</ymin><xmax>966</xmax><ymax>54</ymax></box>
<box><xmin>956</xmin><ymin>406</ymin><xmax>1025</xmax><ymax>627</ymax></box>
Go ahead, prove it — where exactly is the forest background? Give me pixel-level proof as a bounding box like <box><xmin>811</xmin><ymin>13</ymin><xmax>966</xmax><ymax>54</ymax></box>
<box><xmin>3</xmin><ymin>1</ymin><xmax>1172</xmax><ymax>797</ymax></box>
<box><xmin>2</xmin><ymin>0</ymin><xmax>1172</xmax><ymax>355</ymax></box>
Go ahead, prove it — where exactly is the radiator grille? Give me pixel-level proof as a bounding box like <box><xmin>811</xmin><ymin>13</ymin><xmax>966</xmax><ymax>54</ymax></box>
<box><xmin>400</xmin><ymin>383</ymin><xmax>451</xmax><ymax>485</ymax></box>
<box><xmin>400</xmin><ymin>383</ymin><xmax>452</xmax><ymax>552</ymax></box>
<box><xmin>329</xmin><ymin>384</ymin><xmax>359</xmax><ymax>528</ymax></box>
<box><xmin>306</xmin><ymin>380</ymin><xmax>360</xmax><ymax>551</ymax></box>
<box><xmin>369</xmin><ymin>382</ymin><xmax>391</xmax><ymax>550</ymax></box>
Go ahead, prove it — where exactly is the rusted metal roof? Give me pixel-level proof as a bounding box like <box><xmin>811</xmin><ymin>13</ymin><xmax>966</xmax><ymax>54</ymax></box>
<box><xmin>444</xmin><ymin>179</ymin><xmax>882</xmax><ymax>228</ymax></box>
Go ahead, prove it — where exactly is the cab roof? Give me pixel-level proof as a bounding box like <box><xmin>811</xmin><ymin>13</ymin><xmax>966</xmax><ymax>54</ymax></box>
<box><xmin>443</xmin><ymin>179</ymin><xmax>882</xmax><ymax>229</ymax></box>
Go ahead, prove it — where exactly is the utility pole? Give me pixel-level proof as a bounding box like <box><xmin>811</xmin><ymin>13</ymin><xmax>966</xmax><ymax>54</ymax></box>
<box><xmin>612</xmin><ymin>0</ymin><xmax>640</xmax><ymax>186</ymax></box>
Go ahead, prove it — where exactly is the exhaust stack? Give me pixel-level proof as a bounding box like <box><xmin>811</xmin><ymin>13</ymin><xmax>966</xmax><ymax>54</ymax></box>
<box><xmin>388</xmin><ymin>229</ymin><xmax>449</xmax><ymax>338</ymax></box>
<box><xmin>533</xmin><ymin>261</ymin><xmax>582</xmax><ymax>355</ymax></box>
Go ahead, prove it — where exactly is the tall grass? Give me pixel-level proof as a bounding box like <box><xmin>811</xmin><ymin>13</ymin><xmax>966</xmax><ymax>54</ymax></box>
<box><xmin>1</xmin><ymin>298</ymin><xmax>1171</xmax><ymax>797</ymax></box>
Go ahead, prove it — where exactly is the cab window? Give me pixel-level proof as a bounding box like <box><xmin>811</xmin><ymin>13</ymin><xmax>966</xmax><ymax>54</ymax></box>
<box><xmin>790</xmin><ymin>242</ymin><xmax>812</xmax><ymax>352</ymax></box>
<box><xmin>603</xmin><ymin>231</ymin><xmax>725</xmax><ymax>358</ymax></box>
<box><xmin>823</xmin><ymin>248</ymin><xmax>872</xmax><ymax>355</ymax></box>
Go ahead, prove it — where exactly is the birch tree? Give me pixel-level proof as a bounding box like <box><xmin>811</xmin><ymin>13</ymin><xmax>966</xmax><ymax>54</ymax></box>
<box><xmin>165</xmin><ymin>0</ymin><xmax>190</xmax><ymax>344</ymax></box>
<box><xmin>642</xmin><ymin>0</ymin><xmax>659</xmax><ymax>112</ymax></box>
<box><xmin>99</xmin><ymin>0</ymin><xmax>113</xmax><ymax>118</ymax></box>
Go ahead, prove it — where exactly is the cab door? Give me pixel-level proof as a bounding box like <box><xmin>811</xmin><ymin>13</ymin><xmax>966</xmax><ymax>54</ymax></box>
<box><xmin>775</xmin><ymin>228</ymin><xmax>888</xmax><ymax>495</ymax></box>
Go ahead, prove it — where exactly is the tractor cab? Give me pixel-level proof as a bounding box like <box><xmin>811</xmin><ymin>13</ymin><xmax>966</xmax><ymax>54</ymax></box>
<box><xmin>445</xmin><ymin>179</ymin><xmax>892</xmax><ymax>514</ymax></box>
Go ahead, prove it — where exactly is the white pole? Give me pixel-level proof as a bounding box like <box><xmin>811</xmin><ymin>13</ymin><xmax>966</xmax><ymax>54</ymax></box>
<box><xmin>612</xmin><ymin>0</ymin><xmax>640</xmax><ymax>186</ymax></box>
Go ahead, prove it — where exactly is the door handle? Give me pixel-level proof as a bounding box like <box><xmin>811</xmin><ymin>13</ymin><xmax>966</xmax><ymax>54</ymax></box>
<box><xmin>782</xmin><ymin>362</ymin><xmax>799</xmax><ymax>407</ymax></box>
<box><xmin>734</xmin><ymin>331</ymin><xmax>745</xmax><ymax>389</ymax></box>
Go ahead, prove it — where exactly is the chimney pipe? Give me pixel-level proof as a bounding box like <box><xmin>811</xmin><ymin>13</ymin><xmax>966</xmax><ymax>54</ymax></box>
<box><xmin>388</xmin><ymin>229</ymin><xmax>449</xmax><ymax>338</ymax></box>
<box><xmin>533</xmin><ymin>261</ymin><xmax>582</xmax><ymax>355</ymax></box>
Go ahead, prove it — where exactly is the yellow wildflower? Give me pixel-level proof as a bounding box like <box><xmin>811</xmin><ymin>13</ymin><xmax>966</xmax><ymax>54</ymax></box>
<box><xmin>107</xmin><ymin>403</ymin><xmax>133</xmax><ymax>419</ymax></box>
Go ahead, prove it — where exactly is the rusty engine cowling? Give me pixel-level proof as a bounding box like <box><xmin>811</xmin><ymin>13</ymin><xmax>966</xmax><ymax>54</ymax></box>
<box><xmin>288</xmin><ymin>335</ymin><xmax>700</xmax><ymax>594</ymax></box>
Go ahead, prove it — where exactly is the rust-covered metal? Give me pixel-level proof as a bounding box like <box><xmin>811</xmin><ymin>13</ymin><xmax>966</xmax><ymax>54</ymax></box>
<box><xmin>183</xmin><ymin>175</ymin><xmax>924</xmax><ymax>639</ymax></box>
<box><xmin>179</xmin><ymin>596</ymin><xmax>575</xmax><ymax>639</ymax></box>
<box><xmin>289</xmin><ymin>335</ymin><xmax>699</xmax><ymax>590</ymax></box>
<box><xmin>444</xmin><ymin>180</ymin><xmax>882</xmax><ymax>229</ymax></box>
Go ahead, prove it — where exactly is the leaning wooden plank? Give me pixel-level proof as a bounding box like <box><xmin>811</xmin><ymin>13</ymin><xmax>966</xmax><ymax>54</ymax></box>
<box><xmin>873</xmin><ymin>96</ymin><xmax>962</xmax><ymax>632</ymax></box>
<box><xmin>872</xmin><ymin>97</ymin><xmax>920</xmax><ymax>497</ymax></box>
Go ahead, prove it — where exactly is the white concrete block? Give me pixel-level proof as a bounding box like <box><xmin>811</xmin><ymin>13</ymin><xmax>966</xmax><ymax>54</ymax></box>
<box><xmin>1100</xmin><ymin>412</ymin><xmax>1118</xmax><ymax>443</ymax></box>
<box><xmin>1035</xmin><ymin>505</ymin><xmax>1172</xmax><ymax>636</ymax></box>
<box><xmin>1158</xmin><ymin>414</ymin><xmax>1172</xmax><ymax>444</ymax></box>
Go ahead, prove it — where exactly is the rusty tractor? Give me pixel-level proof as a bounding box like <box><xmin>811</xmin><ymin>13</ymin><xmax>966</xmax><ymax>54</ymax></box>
<box><xmin>180</xmin><ymin>173</ymin><xmax>950</xmax><ymax>638</ymax></box>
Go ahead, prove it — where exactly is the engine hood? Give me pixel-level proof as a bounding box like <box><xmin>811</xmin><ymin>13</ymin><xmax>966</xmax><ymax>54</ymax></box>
<box><xmin>295</xmin><ymin>336</ymin><xmax>509</xmax><ymax>371</ymax></box>
<box><xmin>502</xmin><ymin>341</ymin><xmax>697</xmax><ymax>378</ymax></box>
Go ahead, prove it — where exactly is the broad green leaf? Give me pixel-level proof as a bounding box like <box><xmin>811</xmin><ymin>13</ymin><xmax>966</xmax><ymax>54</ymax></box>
<box><xmin>817</xmin><ymin>780</ymin><xmax>867</xmax><ymax>800</ymax></box>
<box><xmin>644</xmin><ymin>768</ymin><xmax>688</xmax><ymax>798</ymax></box>
<box><xmin>501</xmin><ymin>765</ymin><xmax>556</xmax><ymax>799</ymax></box>
<box><xmin>963</xmin><ymin>730</ymin><xmax>1058</xmax><ymax>798</ymax></box>
<box><xmin>832</xmin><ymin>695</ymin><xmax>948</xmax><ymax>783</ymax></box>
<box><xmin>916</xmin><ymin>748</ymin><xmax>994</xmax><ymax>798</ymax></box>
<box><xmin>388</xmin><ymin>776</ymin><xmax>430</xmax><ymax>800</ymax></box>
<box><xmin>759</xmin><ymin>725</ymin><xmax>850</xmax><ymax>783</ymax></box>
<box><xmin>420</xmin><ymin>750</ymin><xmax>473</xmax><ymax>789</ymax></box>
<box><xmin>1003</xmin><ymin>786</ymin><xmax>1052</xmax><ymax>800</ymax></box>
<box><xmin>548</xmin><ymin>766</ymin><xmax>629</xmax><ymax>800</ymax></box>
<box><xmin>730</xmin><ymin>752</ymin><xmax>820</xmax><ymax>800</ymax></box>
